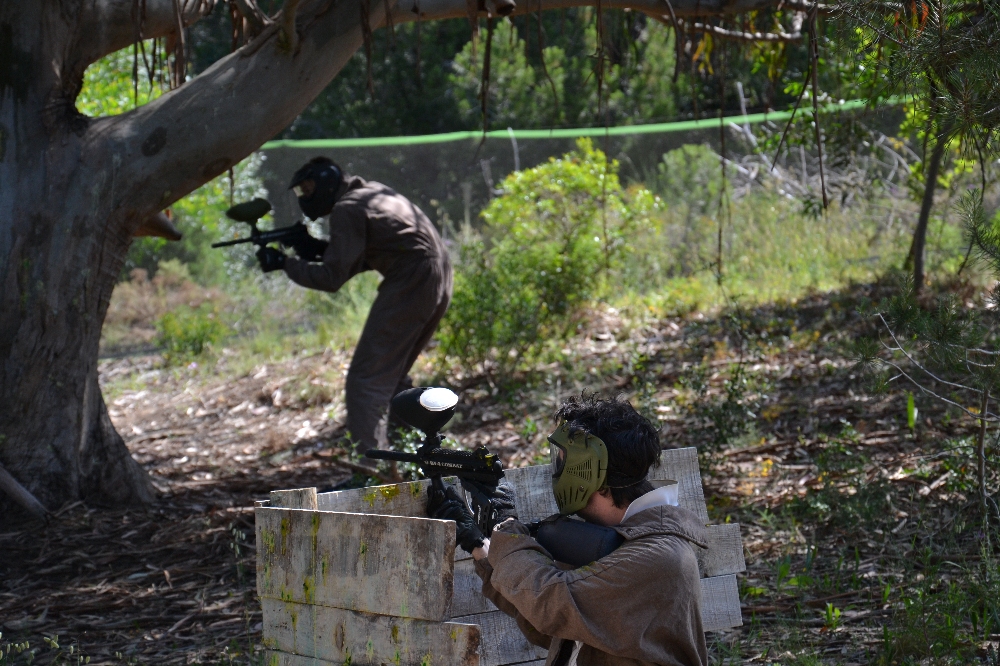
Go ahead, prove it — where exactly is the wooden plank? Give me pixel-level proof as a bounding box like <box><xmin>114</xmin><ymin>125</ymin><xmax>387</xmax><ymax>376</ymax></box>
<box><xmin>700</xmin><ymin>574</ymin><xmax>743</xmax><ymax>632</ymax></box>
<box><xmin>316</xmin><ymin>480</ymin><xmax>473</xmax><ymax>563</ymax></box>
<box><xmin>264</xmin><ymin>650</ymin><xmax>335</xmax><ymax>666</ymax></box>
<box><xmin>261</xmin><ymin>598</ymin><xmax>480</xmax><ymax>666</ymax></box>
<box><xmin>450</xmin><ymin>610</ymin><xmax>548</xmax><ymax>666</ymax></box>
<box><xmin>317</xmin><ymin>480</ymin><xmax>433</xmax><ymax>517</ymax></box>
<box><xmin>451</xmin><ymin>558</ymin><xmax>496</xmax><ymax>617</ymax></box>
<box><xmin>270</xmin><ymin>488</ymin><xmax>318</xmax><ymax>510</ymax></box>
<box><xmin>503</xmin><ymin>465</ymin><xmax>558</xmax><ymax>522</ymax></box>
<box><xmin>653</xmin><ymin>448</ymin><xmax>709</xmax><ymax>523</ymax></box>
<box><xmin>256</xmin><ymin>507</ymin><xmax>456</xmax><ymax>621</ymax></box>
<box><xmin>699</xmin><ymin>524</ymin><xmax>746</xmax><ymax>577</ymax></box>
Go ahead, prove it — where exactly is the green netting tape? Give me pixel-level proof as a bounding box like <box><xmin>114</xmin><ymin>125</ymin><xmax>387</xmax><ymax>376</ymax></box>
<box><xmin>261</xmin><ymin>98</ymin><xmax>893</xmax><ymax>149</ymax></box>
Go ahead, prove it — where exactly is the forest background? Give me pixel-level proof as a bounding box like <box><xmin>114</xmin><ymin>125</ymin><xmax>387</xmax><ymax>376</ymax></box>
<box><xmin>92</xmin><ymin>4</ymin><xmax>970</xmax><ymax>362</ymax></box>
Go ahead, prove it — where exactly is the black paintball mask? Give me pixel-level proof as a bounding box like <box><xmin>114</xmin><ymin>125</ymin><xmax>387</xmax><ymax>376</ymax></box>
<box><xmin>289</xmin><ymin>157</ymin><xmax>344</xmax><ymax>220</ymax></box>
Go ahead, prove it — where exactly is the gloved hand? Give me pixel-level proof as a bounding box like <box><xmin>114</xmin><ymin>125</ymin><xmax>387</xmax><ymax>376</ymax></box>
<box><xmin>427</xmin><ymin>483</ymin><xmax>485</xmax><ymax>553</ymax></box>
<box><xmin>291</xmin><ymin>235</ymin><xmax>329</xmax><ymax>262</ymax></box>
<box><xmin>284</xmin><ymin>222</ymin><xmax>330</xmax><ymax>262</ymax></box>
<box><xmin>462</xmin><ymin>478</ymin><xmax>517</xmax><ymax>534</ymax></box>
<box><xmin>256</xmin><ymin>246</ymin><xmax>286</xmax><ymax>272</ymax></box>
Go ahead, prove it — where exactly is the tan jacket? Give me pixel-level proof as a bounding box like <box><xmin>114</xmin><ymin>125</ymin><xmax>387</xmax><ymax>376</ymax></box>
<box><xmin>284</xmin><ymin>176</ymin><xmax>448</xmax><ymax>292</ymax></box>
<box><xmin>475</xmin><ymin>504</ymin><xmax>709</xmax><ymax>666</ymax></box>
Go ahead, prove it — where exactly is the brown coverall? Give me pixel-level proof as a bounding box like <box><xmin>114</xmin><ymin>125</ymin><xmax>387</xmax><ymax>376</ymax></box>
<box><xmin>284</xmin><ymin>176</ymin><xmax>452</xmax><ymax>453</ymax></box>
<box><xmin>475</xmin><ymin>504</ymin><xmax>710</xmax><ymax>666</ymax></box>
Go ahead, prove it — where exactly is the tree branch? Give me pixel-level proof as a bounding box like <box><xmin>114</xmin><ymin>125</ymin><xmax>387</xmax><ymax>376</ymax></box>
<box><xmin>77</xmin><ymin>0</ymin><xmax>214</xmax><ymax>68</ymax></box>
<box><xmin>0</xmin><ymin>462</ymin><xmax>50</xmax><ymax>520</ymax></box>
<box><xmin>82</xmin><ymin>0</ymin><xmax>390</xmax><ymax>224</ymax></box>
<box><xmin>393</xmin><ymin>0</ymin><xmax>792</xmax><ymax>22</ymax></box>
<box><xmin>676</xmin><ymin>18</ymin><xmax>803</xmax><ymax>41</ymax></box>
<box><xmin>232</xmin><ymin>0</ymin><xmax>271</xmax><ymax>37</ymax></box>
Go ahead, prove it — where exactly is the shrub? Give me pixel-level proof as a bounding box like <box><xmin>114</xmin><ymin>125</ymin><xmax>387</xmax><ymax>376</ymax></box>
<box><xmin>437</xmin><ymin>138</ymin><xmax>659</xmax><ymax>377</ymax></box>
<box><xmin>156</xmin><ymin>303</ymin><xmax>230</xmax><ymax>362</ymax></box>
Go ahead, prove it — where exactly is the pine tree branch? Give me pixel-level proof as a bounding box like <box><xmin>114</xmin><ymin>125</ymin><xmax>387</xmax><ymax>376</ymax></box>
<box><xmin>676</xmin><ymin>18</ymin><xmax>803</xmax><ymax>41</ymax></box>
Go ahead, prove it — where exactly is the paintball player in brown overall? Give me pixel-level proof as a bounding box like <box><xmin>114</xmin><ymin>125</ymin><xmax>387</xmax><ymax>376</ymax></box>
<box><xmin>428</xmin><ymin>394</ymin><xmax>709</xmax><ymax>666</ymax></box>
<box><xmin>256</xmin><ymin>157</ymin><xmax>452</xmax><ymax>455</ymax></box>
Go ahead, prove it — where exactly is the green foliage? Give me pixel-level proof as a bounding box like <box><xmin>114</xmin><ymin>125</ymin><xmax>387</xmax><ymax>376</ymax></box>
<box><xmin>654</xmin><ymin>144</ymin><xmax>730</xmax><ymax>216</ymax></box>
<box><xmin>875</xmin><ymin>556</ymin><xmax>1000</xmax><ymax>665</ymax></box>
<box><xmin>450</xmin><ymin>19</ymin><xmax>565</xmax><ymax>128</ymax></box>
<box><xmin>790</xmin><ymin>438</ymin><xmax>893</xmax><ymax>532</ymax></box>
<box><xmin>0</xmin><ymin>632</ymin><xmax>91</xmax><ymax>665</ymax></box>
<box><xmin>678</xmin><ymin>360</ymin><xmax>764</xmax><ymax>450</ymax></box>
<box><xmin>842</xmin><ymin>0</ymin><xmax>1000</xmax><ymax>151</ymax></box>
<box><xmin>437</xmin><ymin>138</ymin><xmax>658</xmax><ymax>377</ymax></box>
<box><xmin>304</xmin><ymin>272</ymin><xmax>381</xmax><ymax>348</ymax></box>
<box><xmin>157</xmin><ymin>303</ymin><xmax>231</xmax><ymax>363</ymax></box>
<box><xmin>76</xmin><ymin>40</ymin><xmax>165</xmax><ymax>117</ymax></box>
<box><xmin>124</xmin><ymin>154</ymin><xmax>266</xmax><ymax>285</ymax></box>
<box><xmin>279</xmin><ymin>10</ymin><xmax>691</xmax><ymax>137</ymax></box>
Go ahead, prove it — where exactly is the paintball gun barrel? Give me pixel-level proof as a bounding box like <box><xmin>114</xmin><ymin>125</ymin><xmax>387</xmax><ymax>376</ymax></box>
<box><xmin>365</xmin><ymin>387</ymin><xmax>505</xmax><ymax>530</ymax></box>
<box><xmin>211</xmin><ymin>198</ymin><xmax>328</xmax><ymax>262</ymax></box>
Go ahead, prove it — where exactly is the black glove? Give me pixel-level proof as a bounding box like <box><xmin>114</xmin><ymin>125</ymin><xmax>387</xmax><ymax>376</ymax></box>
<box><xmin>292</xmin><ymin>235</ymin><xmax>329</xmax><ymax>262</ymax></box>
<box><xmin>283</xmin><ymin>222</ymin><xmax>330</xmax><ymax>262</ymax></box>
<box><xmin>427</xmin><ymin>483</ymin><xmax>485</xmax><ymax>553</ymax></box>
<box><xmin>462</xmin><ymin>478</ymin><xmax>517</xmax><ymax>534</ymax></box>
<box><xmin>256</xmin><ymin>246</ymin><xmax>286</xmax><ymax>272</ymax></box>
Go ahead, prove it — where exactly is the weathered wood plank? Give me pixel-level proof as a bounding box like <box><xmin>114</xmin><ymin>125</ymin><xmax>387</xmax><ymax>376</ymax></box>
<box><xmin>450</xmin><ymin>610</ymin><xmax>548</xmax><ymax>666</ymax></box>
<box><xmin>503</xmin><ymin>465</ymin><xmax>558</xmax><ymax>522</ymax></box>
<box><xmin>451</xmin><ymin>558</ymin><xmax>496</xmax><ymax>617</ymax></box>
<box><xmin>264</xmin><ymin>650</ymin><xmax>335</xmax><ymax>666</ymax></box>
<box><xmin>256</xmin><ymin>507</ymin><xmax>456</xmax><ymax>621</ymax></box>
<box><xmin>316</xmin><ymin>480</ymin><xmax>432</xmax><ymax>517</ymax></box>
<box><xmin>652</xmin><ymin>448</ymin><xmax>709</xmax><ymax>523</ymax></box>
<box><xmin>270</xmin><ymin>488</ymin><xmax>318</xmax><ymax>510</ymax></box>
<box><xmin>699</xmin><ymin>524</ymin><xmax>746</xmax><ymax>577</ymax></box>
<box><xmin>700</xmin><ymin>574</ymin><xmax>743</xmax><ymax>632</ymax></box>
<box><xmin>261</xmin><ymin>598</ymin><xmax>480</xmax><ymax>666</ymax></box>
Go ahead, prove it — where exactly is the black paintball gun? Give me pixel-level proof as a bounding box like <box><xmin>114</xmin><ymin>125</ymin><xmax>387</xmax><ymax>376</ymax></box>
<box><xmin>211</xmin><ymin>198</ymin><xmax>328</xmax><ymax>262</ymax></box>
<box><xmin>364</xmin><ymin>387</ymin><xmax>505</xmax><ymax>532</ymax></box>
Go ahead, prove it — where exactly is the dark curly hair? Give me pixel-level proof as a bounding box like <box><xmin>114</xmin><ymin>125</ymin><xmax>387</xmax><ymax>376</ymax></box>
<box><xmin>554</xmin><ymin>392</ymin><xmax>661</xmax><ymax>508</ymax></box>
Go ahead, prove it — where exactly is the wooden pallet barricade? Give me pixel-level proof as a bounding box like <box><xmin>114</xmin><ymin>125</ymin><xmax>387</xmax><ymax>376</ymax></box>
<box><xmin>256</xmin><ymin>447</ymin><xmax>745</xmax><ymax>666</ymax></box>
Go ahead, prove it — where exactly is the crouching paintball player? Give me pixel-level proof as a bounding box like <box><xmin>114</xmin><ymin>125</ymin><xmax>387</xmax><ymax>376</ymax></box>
<box><xmin>257</xmin><ymin>157</ymin><xmax>452</xmax><ymax>455</ymax></box>
<box><xmin>427</xmin><ymin>394</ymin><xmax>709</xmax><ymax>666</ymax></box>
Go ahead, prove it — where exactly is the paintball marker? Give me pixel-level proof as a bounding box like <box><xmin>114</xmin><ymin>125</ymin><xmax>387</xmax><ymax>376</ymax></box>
<box><xmin>211</xmin><ymin>198</ymin><xmax>328</xmax><ymax>262</ymax></box>
<box><xmin>364</xmin><ymin>387</ymin><xmax>505</xmax><ymax>532</ymax></box>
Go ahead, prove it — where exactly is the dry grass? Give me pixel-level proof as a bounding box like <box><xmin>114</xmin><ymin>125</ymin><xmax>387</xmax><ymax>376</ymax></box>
<box><xmin>102</xmin><ymin>263</ymin><xmax>224</xmax><ymax>356</ymax></box>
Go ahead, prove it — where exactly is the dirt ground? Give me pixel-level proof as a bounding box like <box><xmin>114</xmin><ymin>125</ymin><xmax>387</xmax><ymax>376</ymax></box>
<box><xmin>0</xmin><ymin>283</ymin><xmax>994</xmax><ymax>665</ymax></box>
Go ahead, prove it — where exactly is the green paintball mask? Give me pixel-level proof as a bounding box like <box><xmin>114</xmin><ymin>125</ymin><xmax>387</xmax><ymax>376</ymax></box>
<box><xmin>548</xmin><ymin>423</ymin><xmax>608</xmax><ymax>515</ymax></box>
